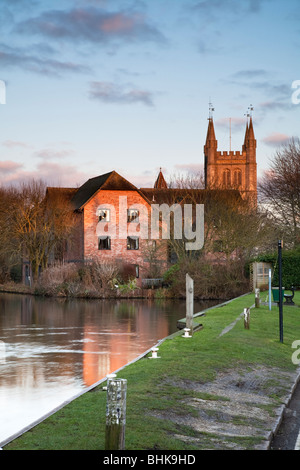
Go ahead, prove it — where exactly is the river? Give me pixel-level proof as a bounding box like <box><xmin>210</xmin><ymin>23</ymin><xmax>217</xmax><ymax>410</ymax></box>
<box><xmin>0</xmin><ymin>292</ymin><xmax>217</xmax><ymax>445</ymax></box>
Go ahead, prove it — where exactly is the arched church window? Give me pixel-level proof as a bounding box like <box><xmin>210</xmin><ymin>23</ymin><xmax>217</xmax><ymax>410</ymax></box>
<box><xmin>233</xmin><ymin>169</ymin><xmax>242</xmax><ymax>187</ymax></box>
<box><xmin>223</xmin><ymin>169</ymin><xmax>231</xmax><ymax>187</ymax></box>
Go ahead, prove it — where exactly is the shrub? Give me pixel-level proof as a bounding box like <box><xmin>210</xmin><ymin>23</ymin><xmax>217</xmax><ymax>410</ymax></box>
<box><xmin>165</xmin><ymin>258</ymin><xmax>250</xmax><ymax>300</ymax></box>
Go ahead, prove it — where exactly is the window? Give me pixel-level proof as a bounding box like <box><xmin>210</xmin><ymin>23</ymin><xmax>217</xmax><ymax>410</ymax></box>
<box><xmin>223</xmin><ymin>169</ymin><xmax>231</xmax><ymax>187</ymax></box>
<box><xmin>233</xmin><ymin>169</ymin><xmax>242</xmax><ymax>187</ymax></box>
<box><xmin>135</xmin><ymin>265</ymin><xmax>139</xmax><ymax>278</ymax></box>
<box><xmin>98</xmin><ymin>209</ymin><xmax>110</xmax><ymax>222</ymax></box>
<box><xmin>98</xmin><ymin>236</ymin><xmax>111</xmax><ymax>250</ymax></box>
<box><xmin>127</xmin><ymin>236</ymin><xmax>139</xmax><ymax>250</ymax></box>
<box><xmin>127</xmin><ymin>209</ymin><xmax>139</xmax><ymax>223</ymax></box>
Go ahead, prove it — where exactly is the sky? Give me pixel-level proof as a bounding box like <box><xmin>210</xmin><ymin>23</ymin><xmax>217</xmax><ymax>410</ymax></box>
<box><xmin>0</xmin><ymin>0</ymin><xmax>299</xmax><ymax>189</ymax></box>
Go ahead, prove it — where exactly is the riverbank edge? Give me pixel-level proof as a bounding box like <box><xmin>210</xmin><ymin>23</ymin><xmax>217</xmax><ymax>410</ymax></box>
<box><xmin>0</xmin><ymin>292</ymin><xmax>249</xmax><ymax>449</ymax></box>
<box><xmin>2</xmin><ymin>291</ymin><xmax>300</xmax><ymax>450</ymax></box>
<box><xmin>0</xmin><ymin>282</ymin><xmax>245</xmax><ymax>301</ymax></box>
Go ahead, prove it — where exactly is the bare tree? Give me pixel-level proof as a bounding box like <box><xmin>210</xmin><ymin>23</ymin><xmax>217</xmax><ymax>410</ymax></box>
<box><xmin>165</xmin><ymin>174</ymin><xmax>276</xmax><ymax>262</ymax></box>
<box><xmin>0</xmin><ymin>180</ymin><xmax>76</xmax><ymax>282</ymax></box>
<box><xmin>258</xmin><ymin>138</ymin><xmax>300</xmax><ymax>248</ymax></box>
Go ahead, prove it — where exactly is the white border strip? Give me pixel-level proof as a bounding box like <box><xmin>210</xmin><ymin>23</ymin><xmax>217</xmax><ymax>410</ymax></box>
<box><xmin>295</xmin><ymin>430</ymin><xmax>300</xmax><ymax>450</ymax></box>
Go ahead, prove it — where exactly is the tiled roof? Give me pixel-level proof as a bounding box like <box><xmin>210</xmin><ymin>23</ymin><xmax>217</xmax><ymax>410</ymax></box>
<box><xmin>140</xmin><ymin>188</ymin><xmax>243</xmax><ymax>206</ymax></box>
<box><xmin>70</xmin><ymin>170</ymin><xmax>151</xmax><ymax>210</ymax></box>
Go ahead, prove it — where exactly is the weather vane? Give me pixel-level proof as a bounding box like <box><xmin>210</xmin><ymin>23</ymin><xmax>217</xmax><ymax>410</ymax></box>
<box><xmin>244</xmin><ymin>104</ymin><xmax>254</xmax><ymax>119</ymax></box>
<box><xmin>208</xmin><ymin>100</ymin><xmax>215</xmax><ymax>119</ymax></box>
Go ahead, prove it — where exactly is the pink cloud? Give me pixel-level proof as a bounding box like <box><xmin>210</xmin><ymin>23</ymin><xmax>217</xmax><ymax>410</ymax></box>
<box><xmin>18</xmin><ymin>7</ymin><xmax>166</xmax><ymax>45</ymax></box>
<box><xmin>0</xmin><ymin>160</ymin><xmax>89</xmax><ymax>187</ymax></box>
<box><xmin>0</xmin><ymin>160</ymin><xmax>24</xmax><ymax>174</ymax></box>
<box><xmin>2</xmin><ymin>140</ymin><xmax>33</xmax><ymax>149</ymax></box>
<box><xmin>101</xmin><ymin>14</ymin><xmax>136</xmax><ymax>34</ymax></box>
<box><xmin>262</xmin><ymin>133</ymin><xmax>291</xmax><ymax>147</ymax></box>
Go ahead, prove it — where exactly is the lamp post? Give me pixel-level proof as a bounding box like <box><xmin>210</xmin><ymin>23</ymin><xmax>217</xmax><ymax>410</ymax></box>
<box><xmin>268</xmin><ymin>268</ymin><xmax>272</xmax><ymax>311</ymax></box>
<box><xmin>278</xmin><ymin>240</ymin><xmax>283</xmax><ymax>343</ymax></box>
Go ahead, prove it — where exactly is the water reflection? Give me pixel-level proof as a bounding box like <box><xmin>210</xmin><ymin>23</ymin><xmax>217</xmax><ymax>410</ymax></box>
<box><xmin>0</xmin><ymin>293</ymin><xmax>216</xmax><ymax>444</ymax></box>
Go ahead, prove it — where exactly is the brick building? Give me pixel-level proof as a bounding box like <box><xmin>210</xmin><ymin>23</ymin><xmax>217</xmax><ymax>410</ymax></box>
<box><xmin>44</xmin><ymin>116</ymin><xmax>257</xmax><ymax>285</ymax></box>
<box><xmin>53</xmin><ymin>170</ymin><xmax>169</xmax><ymax>284</ymax></box>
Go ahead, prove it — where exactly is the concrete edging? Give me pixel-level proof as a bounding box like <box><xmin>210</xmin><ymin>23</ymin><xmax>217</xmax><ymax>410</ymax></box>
<box><xmin>265</xmin><ymin>368</ymin><xmax>300</xmax><ymax>449</ymax></box>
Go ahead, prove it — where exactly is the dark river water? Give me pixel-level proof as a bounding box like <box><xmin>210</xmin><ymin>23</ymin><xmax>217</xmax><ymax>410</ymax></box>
<box><xmin>0</xmin><ymin>292</ymin><xmax>217</xmax><ymax>445</ymax></box>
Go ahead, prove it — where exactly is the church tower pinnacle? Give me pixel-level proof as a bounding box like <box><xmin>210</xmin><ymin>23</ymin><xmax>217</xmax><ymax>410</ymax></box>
<box><xmin>203</xmin><ymin>106</ymin><xmax>257</xmax><ymax>204</ymax></box>
<box><xmin>154</xmin><ymin>168</ymin><xmax>168</xmax><ymax>189</ymax></box>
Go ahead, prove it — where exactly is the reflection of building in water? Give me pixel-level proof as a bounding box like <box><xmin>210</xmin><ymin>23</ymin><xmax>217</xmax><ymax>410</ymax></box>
<box><xmin>0</xmin><ymin>294</ymin><xmax>176</xmax><ymax>389</ymax></box>
<box><xmin>82</xmin><ymin>301</ymin><xmax>170</xmax><ymax>387</ymax></box>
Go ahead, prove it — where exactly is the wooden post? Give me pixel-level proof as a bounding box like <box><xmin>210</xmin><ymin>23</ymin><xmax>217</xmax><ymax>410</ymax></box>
<box><xmin>244</xmin><ymin>308</ymin><xmax>250</xmax><ymax>329</ymax></box>
<box><xmin>105</xmin><ymin>376</ymin><xmax>127</xmax><ymax>450</ymax></box>
<box><xmin>255</xmin><ymin>288</ymin><xmax>260</xmax><ymax>308</ymax></box>
<box><xmin>186</xmin><ymin>273</ymin><xmax>194</xmax><ymax>336</ymax></box>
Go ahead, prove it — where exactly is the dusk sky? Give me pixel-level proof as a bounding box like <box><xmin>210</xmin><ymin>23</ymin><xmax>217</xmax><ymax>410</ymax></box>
<box><xmin>0</xmin><ymin>0</ymin><xmax>299</xmax><ymax>188</ymax></box>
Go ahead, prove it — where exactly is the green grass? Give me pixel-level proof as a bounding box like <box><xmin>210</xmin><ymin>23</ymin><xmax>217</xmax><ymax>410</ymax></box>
<box><xmin>4</xmin><ymin>291</ymin><xmax>300</xmax><ymax>450</ymax></box>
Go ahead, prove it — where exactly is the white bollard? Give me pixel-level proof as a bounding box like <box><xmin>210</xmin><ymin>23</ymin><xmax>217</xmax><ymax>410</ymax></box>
<box><xmin>182</xmin><ymin>327</ymin><xmax>192</xmax><ymax>338</ymax></box>
<box><xmin>149</xmin><ymin>347</ymin><xmax>160</xmax><ymax>359</ymax></box>
<box><xmin>103</xmin><ymin>373</ymin><xmax>117</xmax><ymax>390</ymax></box>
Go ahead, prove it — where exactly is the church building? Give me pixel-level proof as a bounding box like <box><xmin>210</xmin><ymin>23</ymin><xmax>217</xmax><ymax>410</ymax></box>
<box><xmin>204</xmin><ymin>116</ymin><xmax>257</xmax><ymax>205</ymax></box>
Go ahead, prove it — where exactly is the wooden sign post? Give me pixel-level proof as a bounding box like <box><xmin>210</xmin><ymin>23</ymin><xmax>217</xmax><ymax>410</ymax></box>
<box><xmin>186</xmin><ymin>273</ymin><xmax>194</xmax><ymax>336</ymax></box>
<box><xmin>244</xmin><ymin>308</ymin><xmax>250</xmax><ymax>329</ymax></box>
<box><xmin>255</xmin><ymin>288</ymin><xmax>260</xmax><ymax>308</ymax></box>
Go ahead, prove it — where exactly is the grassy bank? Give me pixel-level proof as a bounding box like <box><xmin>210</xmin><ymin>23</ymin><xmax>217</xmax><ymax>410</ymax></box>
<box><xmin>4</xmin><ymin>291</ymin><xmax>300</xmax><ymax>450</ymax></box>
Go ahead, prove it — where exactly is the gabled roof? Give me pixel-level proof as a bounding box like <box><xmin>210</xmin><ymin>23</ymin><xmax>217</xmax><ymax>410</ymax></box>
<box><xmin>71</xmin><ymin>170</ymin><xmax>151</xmax><ymax>210</ymax></box>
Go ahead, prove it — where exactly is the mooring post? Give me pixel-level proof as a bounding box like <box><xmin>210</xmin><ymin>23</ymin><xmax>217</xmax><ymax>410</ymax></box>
<box><xmin>186</xmin><ymin>273</ymin><xmax>194</xmax><ymax>336</ymax></box>
<box><xmin>244</xmin><ymin>308</ymin><xmax>250</xmax><ymax>329</ymax></box>
<box><xmin>105</xmin><ymin>376</ymin><xmax>127</xmax><ymax>450</ymax></box>
<box><xmin>255</xmin><ymin>288</ymin><xmax>260</xmax><ymax>308</ymax></box>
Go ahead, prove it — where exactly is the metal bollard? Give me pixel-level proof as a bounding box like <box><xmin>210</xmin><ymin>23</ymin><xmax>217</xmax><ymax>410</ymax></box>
<box><xmin>105</xmin><ymin>376</ymin><xmax>127</xmax><ymax>450</ymax></box>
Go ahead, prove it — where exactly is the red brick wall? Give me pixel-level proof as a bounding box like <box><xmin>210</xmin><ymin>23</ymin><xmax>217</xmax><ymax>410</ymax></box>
<box><xmin>83</xmin><ymin>190</ymin><xmax>168</xmax><ymax>282</ymax></box>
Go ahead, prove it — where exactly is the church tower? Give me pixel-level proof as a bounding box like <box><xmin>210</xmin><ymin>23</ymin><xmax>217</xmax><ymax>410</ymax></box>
<box><xmin>204</xmin><ymin>111</ymin><xmax>257</xmax><ymax>204</ymax></box>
